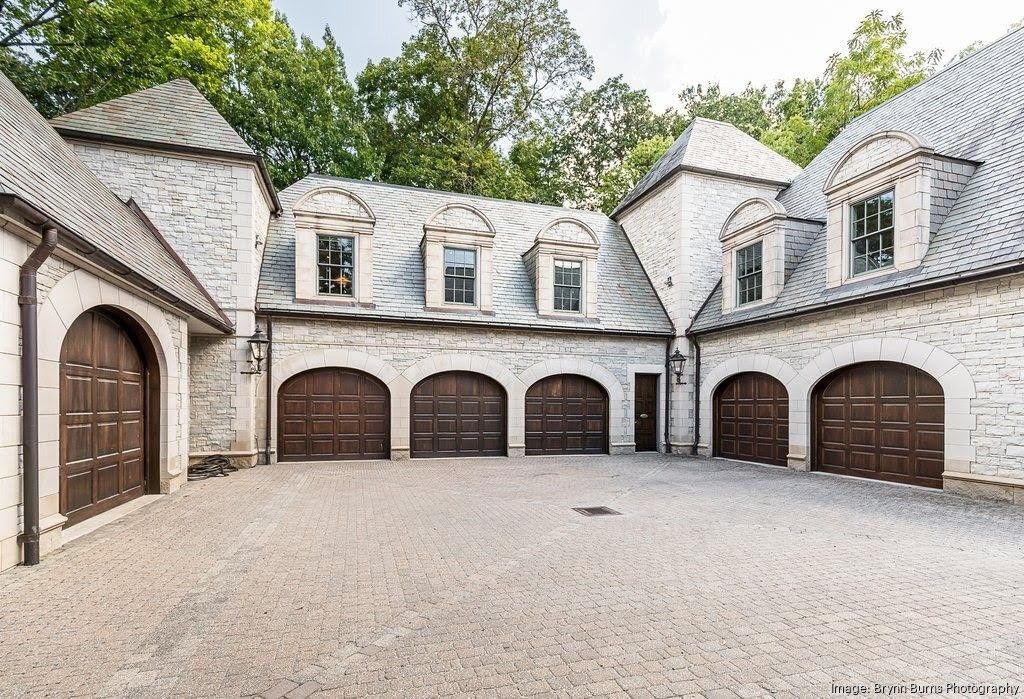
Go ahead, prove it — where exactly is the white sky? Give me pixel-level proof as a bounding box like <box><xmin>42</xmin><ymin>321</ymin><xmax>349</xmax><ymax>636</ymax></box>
<box><xmin>274</xmin><ymin>0</ymin><xmax>1022</xmax><ymax>109</ymax></box>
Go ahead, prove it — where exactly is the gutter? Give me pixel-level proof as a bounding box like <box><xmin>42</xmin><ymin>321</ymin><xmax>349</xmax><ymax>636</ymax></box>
<box><xmin>687</xmin><ymin>260</ymin><xmax>1024</xmax><ymax>338</ymax></box>
<box><xmin>691</xmin><ymin>336</ymin><xmax>701</xmax><ymax>456</ymax></box>
<box><xmin>258</xmin><ymin>306</ymin><xmax>675</xmax><ymax>339</ymax></box>
<box><xmin>18</xmin><ymin>226</ymin><xmax>58</xmax><ymax>566</ymax></box>
<box><xmin>0</xmin><ymin>194</ymin><xmax>233</xmax><ymax>334</ymax></box>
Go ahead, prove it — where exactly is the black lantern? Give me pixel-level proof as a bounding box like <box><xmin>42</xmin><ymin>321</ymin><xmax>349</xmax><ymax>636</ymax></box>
<box><xmin>243</xmin><ymin>325</ymin><xmax>270</xmax><ymax>375</ymax></box>
<box><xmin>668</xmin><ymin>348</ymin><xmax>687</xmax><ymax>384</ymax></box>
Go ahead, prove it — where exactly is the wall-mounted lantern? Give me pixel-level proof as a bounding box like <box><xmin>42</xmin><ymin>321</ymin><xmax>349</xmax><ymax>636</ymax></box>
<box><xmin>242</xmin><ymin>325</ymin><xmax>270</xmax><ymax>375</ymax></box>
<box><xmin>669</xmin><ymin>348</ymin><xmax>687</xmax><ymax>384</ymax></box>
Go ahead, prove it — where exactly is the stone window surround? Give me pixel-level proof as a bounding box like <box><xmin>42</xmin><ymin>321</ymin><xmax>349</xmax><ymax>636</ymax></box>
<box><xmin>293</xmin><ymin>187</ymin><xmax>376</xmax><ymax>307</ymax></box>
<box><xmin>421</xmin><ymin>204</ymin><xmax>495</xmax><ymax>314</ymax></box>
<box><xmin>823</xmin><ymin>131</ymin><xmax>935</xmax><ymax>289</ymax></box>
<box><xmin>524</xmin><ymin>218</ymin><xmax>600</xmax><ymax>320</ymax></box>
<box><xmin>719</xmin><ymin>198</ymin><xmax>788</xmax><ymax>314</ymax></box>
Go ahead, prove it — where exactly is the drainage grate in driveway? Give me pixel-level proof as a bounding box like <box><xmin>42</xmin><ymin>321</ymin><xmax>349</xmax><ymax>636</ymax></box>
<box><xmin>572</xmin><ymin>506</ymin><xmax>621</xmax><ymax>517</ymax></box>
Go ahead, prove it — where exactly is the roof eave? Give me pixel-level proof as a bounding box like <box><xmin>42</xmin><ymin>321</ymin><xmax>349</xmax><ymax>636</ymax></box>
<box><xmin>0</xmin><ymin>193</ymin><xmax>235</xmax><ymax>334</ymax></box>
<box><xmin>53</xmin><ymin>126</ymin><xmax>282</xmax><ymax>215</ymax></box>
<box><xmin>611</xmin><ymin>164</ymin><xmax>794</xmax><ymax>220</ymax></box>
<box><xmin>687</xmin><ymin>261</ymin><xmax>1024</xmax><ymax>337</ymax></box>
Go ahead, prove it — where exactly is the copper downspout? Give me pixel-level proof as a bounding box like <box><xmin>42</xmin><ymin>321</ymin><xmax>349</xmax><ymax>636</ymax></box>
<box><xmin>263</xmin><ymin>316</ymin><xmax>273</xmax><ymax>465</ymax></box>
<box><xmin>19</xmin><ymin>227</ymin><xmax>58</xmax><ymax>566</ymax></box>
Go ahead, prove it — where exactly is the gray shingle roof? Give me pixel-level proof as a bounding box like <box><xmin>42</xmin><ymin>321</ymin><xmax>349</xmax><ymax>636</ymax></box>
<box><xmin>0</xmin><ymin>71</ymin><xmax>231</xmax><ymax>331</ymax></box>
<box><xmin>690</xmin><ymin>27</ymin><xmax>1024</xmax><ymax>335</ymax></box>
<box><xmin>257</xmin><ymin>176</ymin><xmax>674</xmax><ymax>335</ymax></box>
<box><xmin>611</xmin><ymin>118</ymin><xmax>802</xmax><ymax>217</ymax></box>
<box><xmin>49</xmin><ymin>78</ymin><xmax>254</xmax><ymax>156</ymax></box>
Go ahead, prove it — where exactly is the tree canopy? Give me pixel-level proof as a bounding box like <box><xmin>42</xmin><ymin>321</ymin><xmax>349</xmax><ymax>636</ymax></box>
<box><xmin>1</xmin><ymin>2</ymin><xmax>992</xmax><ymax>210</ymax></box>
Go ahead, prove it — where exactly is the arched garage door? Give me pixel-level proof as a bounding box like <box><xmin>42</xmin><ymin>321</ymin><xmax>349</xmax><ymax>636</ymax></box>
<box><xmin>60</xmin><ymin>309</ymin><xmax>154</xmax><ymax>526</ymax></box>
<box><xmin>714</xmin><ymin>372</ymin><xmax>788</xmax><ymax>467</ymax></box>
<box><xmin>278</xmin><ymin>368</ymin><xmax>390</xmax><ymax>461</ymax></box>
<box><xmin>411</xmin><ymin>371</ymin><xmax>506</xmax><ymax>458</ymax></box>
<box><xmin>525</xmin><ymin>374</ymin><xmax>608</xmax><ymax>455</ymax></box>
<box><xmin>814</xmin><ymin>362</ymin><xmax>944</xmax><ymax>488</ymax></box>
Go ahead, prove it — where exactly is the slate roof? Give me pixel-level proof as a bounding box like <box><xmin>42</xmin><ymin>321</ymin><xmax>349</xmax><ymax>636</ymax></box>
<box><xmin>690</xmin><ymin>26</ymin><xmax>1024</xmax><ymax>335</ymax></box>
<box><xmin>0</xmin><ymin>71</ymin><xmax>231</xmax><ymax>332</ymax></box>
<box><xmin>50</xmin><ymin>79</ymin><xmax>254</xmax><ymax>156</ymax></box>
<box><xmin>257</xmin><ymin>176</ymin><xmax>674</xmax><ymax>336</ymax></box>
<box><xmin>611</xmin><ymin>118</ymin><xmax>802</xmax><ymax>217</ymax></box>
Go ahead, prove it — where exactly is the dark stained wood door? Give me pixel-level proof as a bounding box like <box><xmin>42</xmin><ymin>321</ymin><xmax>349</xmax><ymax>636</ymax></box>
<box><xmin>278</xmin><ymin>368</ymin><xmax>390</xmax><ymax>461</ymax></box>
<box><xmin>411</xmin><ymin>371</ymin><xmax>506</xmax><ymax>458</ymax></box>
<box><xmin>525</xmin><ymin>374</ymin><xmax>608</xmax><ymax>456</ymax></box>
<box><xmin>714</xmin><ymin>372</ymin><xmax>788</xmax><ymax>466</ymax></box>
<box><xmin>814</xmin><ymin>362</ymin><xmax>944</xmax><ymax>488</ymax></box>
<box><xmin>60</xmin><ymin>310</ymin><xmax>148</xmax><ymax>526</ymax></box>
<box><xmin>634</xmin><ymin>374</ymin><xmax>659</xmax><ymax>452</ymax></box>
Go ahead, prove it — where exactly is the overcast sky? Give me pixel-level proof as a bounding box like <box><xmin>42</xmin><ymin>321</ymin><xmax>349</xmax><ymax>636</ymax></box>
<box><xmin>274</xmin><ymin>1</ymin><xmax>1021</xmax><ymax>109</ymax></box>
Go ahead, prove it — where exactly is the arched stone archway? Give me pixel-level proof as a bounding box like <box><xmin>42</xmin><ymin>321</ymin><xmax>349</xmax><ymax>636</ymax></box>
<box><xmin>519</xmin><ymin>358</ymin><xmax>627</xmax><ymax>450</ymax></box>
<box><xmin>791</xmin><ymin>338</ymin><xmax>976</xmax><ymax>473</ymax></box>
<box><xmin>259</xmin><ymin>348</ymin><xmax>401</xmax><ymax>460</ymax></box>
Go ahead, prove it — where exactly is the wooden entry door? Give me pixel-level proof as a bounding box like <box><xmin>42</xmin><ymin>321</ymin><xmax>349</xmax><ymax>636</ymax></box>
<box><xmin>714</xmin><ymin>372</ymin><xmax>789</xmax><ymax>466</ymax></box>
<box><xmin>814</xmin><ymin>362</ymin><xmax>944</xmax><ymax>488</ymax></box>
<box><xmin>278</xmin><ymin>368</ymin><xmax>390</xmax><ymax>461</ymax></box>
<box><xmin>411</xmin><ymin>371</ymin><xmax>506</xmax><ymax>458</ymax></box>
<box><xmin>634</xmin><ymin>374</ymin><xmax>658</xmax><ymax>452</ymax></box>
<box><xmin>525</xmin><ymin>374</ymin><xmax>608</xmax><ymax>455</ymax></box>
<box><xmin>60</xmin><ymin>310</ymin><xmax>149</xmax><ymax>526</ymax></box>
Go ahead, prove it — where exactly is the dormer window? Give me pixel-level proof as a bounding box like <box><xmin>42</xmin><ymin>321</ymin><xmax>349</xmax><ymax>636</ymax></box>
<box><xmin>443</xmin><ymin>247</ymin><xmax>476</xmax><ymax>305</ymax></box>
<box><xmin>553</xmin><ymin>259</ymin><xmax>582</xmax><ymax>312</ymax></box>
<box><xmin>293</xmin><ymin>186</ymin><xmax>376</xmax><ymax>305</ymax></box>
<box><xmin>317</xmin><ymin>234</ymin><xmax>355</xmax><ymax>296</ymax></box>
<box><xmin>850</xmin><ymin>190</ymin><xmax>894</xmax><ymax>276</ymax></box>
<box><xmin>736</xmin><ymin>241</ymin><xmax>763</xmax><ymax>305</ymax></box>
<box><xmin>524</xmin><ymin>218</ymin><xmax>600</xmax><ymax>319</ymax></box>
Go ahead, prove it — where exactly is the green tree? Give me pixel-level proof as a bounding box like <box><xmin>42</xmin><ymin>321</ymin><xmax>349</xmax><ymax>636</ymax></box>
<box><xmin>594</xmin><ymin>135</ymin><xmax>672</xmax><ymax>214</ymax></box>
<box><xmin>357</xmin><ymin>0</ymin><xmax>593</xmax><ymax>198</ymax></box>
<box><xmin>0</xmin><ymin>0</ymin><xmax>370</xmax><ymax>187</ymax></box>
<box><xmin>677</xmin><ymin>83</ymin><xmax>771</xmax><ymax>139</ymax></box>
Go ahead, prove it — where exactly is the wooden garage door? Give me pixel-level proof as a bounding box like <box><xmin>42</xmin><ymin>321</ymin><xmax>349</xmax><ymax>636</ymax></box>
<box><xmin>60</xmin><ymin>310</ymin><xmax>148</xmax><ymax>526</ymax></box>
<box><xmin>525</xmin><ymin>375</ymin><xmax>608</xmax><ymax>455</ymax></box>
<box><xmin>278</xmin><ymin>368</ymin><xmax>389</xmax><ymax>461</ymax></box>
<box><xmin>714</xmin><ymin>372</ymin><xmax>788</xmax><ymax>466</ymax></box>
<box><xmin>411</xmin><ymin>372</ymin><xmax>506</xmax><ymax>458</ymax></box>
<box><xmin>815</xmin><ymin>362</ymin><xmax>944</xmax><ymax>488</ymax></box>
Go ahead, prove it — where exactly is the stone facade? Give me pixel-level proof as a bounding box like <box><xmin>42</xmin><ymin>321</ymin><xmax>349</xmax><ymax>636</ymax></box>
<box><xmin>0</xmin><ymin>219</ymin><xmax>191</xmax><ymax>572</ymax></box>
<box><xmin>616</xmin><ymin>170</ymin><xmax>786</xmax><ymax>449</ymax></box>
<box><xmin>257</xmin><ymin>318</ymin><xmax>668</xmax><ymax>460</ymax></box>
<box><xmin>66</xmin><ymin>140</ymin><xmax>274</xmax><ymax>465</ymax></box>
<box><xmin>694</xmin><ymin>273</ymin><xmax>1024</xmax><ymax>496</ymax></box>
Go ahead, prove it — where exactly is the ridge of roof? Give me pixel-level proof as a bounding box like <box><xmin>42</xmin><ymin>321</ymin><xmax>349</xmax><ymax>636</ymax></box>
<box><xmin>611</xmin><ymin>117</ymin><xmax>801</xmax><ymax>218</ymax></box>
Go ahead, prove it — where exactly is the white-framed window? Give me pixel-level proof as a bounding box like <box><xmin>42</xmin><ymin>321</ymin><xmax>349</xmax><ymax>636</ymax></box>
<box><xmin>736</xmin><ymin>241</ymin><xmax>763</xmax><ymax>305</ymax></box>
<box><xmin>317</xmin><ymin>234</ymin><xmax>355</xmax><ymax>297</ymax></box>
<box><xmin>553</xmin><ymin>259</ymin><xmax>582</xmax><ymax>312</ymax></box>
<box><xmin>850</xmin><ymin>189</ymin><xmax>895</xmax><ymax>277</ymax></box>
<box><xmin>443</xmin><ymin>247</ymin><xmax>476</xmax><ymax>305</ymax></box>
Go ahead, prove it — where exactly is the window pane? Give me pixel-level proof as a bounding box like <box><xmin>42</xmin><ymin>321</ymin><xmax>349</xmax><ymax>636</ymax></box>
<box><xmin>554</xmin><ymin>260</ymin><xmax>582</xmax><ymax>312</ymax></box>
<box><xmin>849</xmin><ymin>190</ymin><xmax>895</xmax><ymax>276</ymax></box>
<box><xmin>735</xmin><ymin>241</ymin><xmax>763</xmax><ymax>305</ymax></box>
<box><xmin>444</xmin><ymin>247</ymin><xmax>476</xmax><ymax>304</ymax></box>
<box><xmin>317</xmin><ymin>234</ymin><xmax>354</xmax><ymax>296</ymax></box>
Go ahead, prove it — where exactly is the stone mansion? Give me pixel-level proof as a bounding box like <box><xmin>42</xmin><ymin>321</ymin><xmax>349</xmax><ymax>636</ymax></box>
<box><xmin>2</xmin><ymin>27</ymin><xmax>1024</xmax><ymax>570</ymax></box>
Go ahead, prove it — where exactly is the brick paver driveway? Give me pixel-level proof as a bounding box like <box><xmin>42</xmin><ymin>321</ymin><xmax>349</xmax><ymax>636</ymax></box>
<box><xmin>2</xmin><ymin>455</ymin><xmax>1023</xmax><ymax>698</ymax></box>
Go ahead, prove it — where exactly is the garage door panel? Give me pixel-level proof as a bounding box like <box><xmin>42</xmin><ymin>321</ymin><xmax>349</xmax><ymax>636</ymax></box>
<box><xmin>525</xmin><ymin>375</ymin><xmax>607</xmax><ymax>456</ymax></box>
<box><xmin>814</xmin><ymin>362</ymin><xmax>945</xmax><ymax>488</ymax></box>
<box><xmin>714</xmin><ymin>373</ymin><xmax>788</xmax><ymax>467</ymax></box>
<box><xmin>412</xmin><ymin>372</ymin><xmax>507</xmax><ymax>458</ymax></box>
<box><xmin>278</xmin><ymin>368</ymin><xmax>390</xmax><ymax>461</ymax></box>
